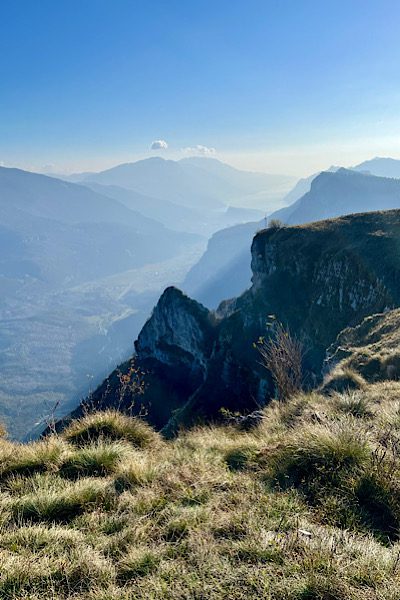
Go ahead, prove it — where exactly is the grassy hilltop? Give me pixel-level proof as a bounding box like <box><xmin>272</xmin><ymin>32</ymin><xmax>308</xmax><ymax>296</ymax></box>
<box><xmin>1</xmin><ymin>382</ymin><xmax>400</xmax><ymax>598</ymax></box>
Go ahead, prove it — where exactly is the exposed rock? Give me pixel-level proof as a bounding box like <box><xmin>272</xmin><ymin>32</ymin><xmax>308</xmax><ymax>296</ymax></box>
<box><xmin>225</xmin><ymin>410</ymin><xmax>265</xmax><ymax>431</ymax></box>
<box><xmin>135</xmin><ymin>287</ymin><xmax>214</xmax><ymax>376</ymax></box>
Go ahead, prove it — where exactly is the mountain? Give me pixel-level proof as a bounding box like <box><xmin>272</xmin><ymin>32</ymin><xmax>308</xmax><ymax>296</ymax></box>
<box><xmin>179</xmin><ymin>156</ymin><xmax>295</xmax><ymax>196</ymax></box>
<box><xmin>64</xmin><ymin>209</ymin><xmax>400</xmax><ymax>435</ymax></box>
<box><xmin>0</xmin><ymin>167</ymin><xmax>200</xmax><ymax>285</ymax></box>
<box><xmin>269</xmin><ymin>168</ymin><xmax>400</xmax><ymax>225</ymax></box>
<box><xmin>78</xmin><ymin>157</ymin><xmax>295</xmax><ymax>212</ymax></box>
<box><xmin>279</xmin><ymin>165</ymin><xmax>339</xmax><ymax>207</ymax></box>
<box><xmin>0</xmin><ymin>167</ymin><xmax>203</xmax><ymax>439</ymax></box>
<box><xmin>354</xmin><ymin>157</ymin><xmax>400</xmax><ymax>178</ymax></box>
<box><xmin>185</xmin><ymin>168</ymin><xmax>400</xmax><ymax>308</ymax></box>
<box><xmin>82</xmin><ymin>157</ymin><xmax>227</xmax><ymax>211</ymax></box>
<box><xmin>0</xmin><ymin>166</ymin><xmax>151</xmax><ymax>227</ymax></box>
<box><xmin>81</xmin><ymin>181</ymin><xmax>205</xmax><ymax>234</ymax></box>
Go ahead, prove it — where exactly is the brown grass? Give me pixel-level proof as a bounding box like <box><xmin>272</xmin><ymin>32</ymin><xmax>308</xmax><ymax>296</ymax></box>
<box><xmin>0</xmin><ymin>388</ymin><xmax>400</xmax><ymax>598</ymax></box>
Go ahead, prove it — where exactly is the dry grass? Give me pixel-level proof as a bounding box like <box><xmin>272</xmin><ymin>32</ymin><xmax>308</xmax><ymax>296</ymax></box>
<box><xmin>1</xmin><ymin>398</ymin><xmax>400</xmax><ymax>598</ymax></box>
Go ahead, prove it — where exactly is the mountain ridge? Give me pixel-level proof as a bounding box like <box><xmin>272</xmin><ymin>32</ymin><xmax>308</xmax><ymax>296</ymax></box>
<box><xmin>61</xmin><ymin>209</ymin><xmax>400</xmax><ymax>436</ymax></box>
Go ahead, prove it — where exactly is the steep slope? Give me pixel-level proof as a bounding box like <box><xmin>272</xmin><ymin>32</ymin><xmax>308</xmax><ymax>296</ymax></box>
<box><xmin>278</xmin><ymin>166</ymin><xmax>339</xmax><ymax>208</ymax></box>
<box><xmin>186</xmin><ymin>168</ymin><xmax>400</xmax><ymax>308</ymax></box>
<box><xmin>324</xmin><ymin>308</ymin><xmax>400</xmax><ymax>383</ymax></box>
<box><xmin>69</xmin><ymin>209</ymin><xmax>400</xmax><ymax>435</ymax></box>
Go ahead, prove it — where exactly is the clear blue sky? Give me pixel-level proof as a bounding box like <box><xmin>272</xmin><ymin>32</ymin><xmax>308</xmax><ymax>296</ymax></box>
<box><xmin>1</xmin><ymin>0</ymin><xmax>400</xmax><ymax>175</ymax></box>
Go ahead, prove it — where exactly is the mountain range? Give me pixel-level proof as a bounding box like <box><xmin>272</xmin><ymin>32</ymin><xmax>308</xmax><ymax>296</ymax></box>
<box><xmin>65</xmin><ymin>156</ymin><xmax>295</xmax><ymax>212</ymax></box>
<box><xmin>4</xmin><ymin>155</ymin><xmax>400</xmax><ymax>439</ymax></box>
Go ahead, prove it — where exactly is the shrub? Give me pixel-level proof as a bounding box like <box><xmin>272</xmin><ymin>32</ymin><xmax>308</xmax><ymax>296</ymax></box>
<box><xmin>268</xmin><ymin>218</ymin><xmax>284</xmax><ymax>229</ymax></box>
<box><xmin>258</xmin><ymin>320</ymin><xmax>303</xmax><ymax>402</ymax></box>
<box><xmin>63</xmin><ymin>410</ymin><xmax>160</xmax><ymax>449</ymax></box>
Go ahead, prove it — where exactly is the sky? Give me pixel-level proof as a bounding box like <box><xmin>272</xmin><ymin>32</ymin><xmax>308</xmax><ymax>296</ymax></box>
<box><xmin>1</xmin><ymin>0</ymin><xmax>400</xmax><ymax>176</ymax></box>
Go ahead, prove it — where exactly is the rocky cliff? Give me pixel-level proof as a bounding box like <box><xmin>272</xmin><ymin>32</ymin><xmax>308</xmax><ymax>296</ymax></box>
<box><xmin>62</xmin><ymin>209</ymin><xmax>400</xmax><ymax>435</ymax></box>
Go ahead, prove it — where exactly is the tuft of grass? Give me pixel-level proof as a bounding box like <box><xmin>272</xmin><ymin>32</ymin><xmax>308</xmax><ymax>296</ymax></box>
<box><xmin>63</xmin><ymin>410</ymin><xmax>160</xmax><ymax>448</ymax></box>
<box><xmin>0</xmin><ymin>543</ymin><xmax>114</xmax><ymax>596</ymax></box>
<box><xmin>60</xmin><ymin>441</ymin><xmax>132</xmax><ymax>479</ymax></box>
<box><xmin>333</xmin><ymin>391</ymin><xmax>374</xmax><ymax>418</ymax></box>
<box><xmin>224</xmin><ymin>445</ymin><xmax>259</xmax><ymax>471</ymax></box>
<box><xmin>117</xmin><ymin>547</ymin><xmax>161</xmax><ymax>581</ymax></box>
<box><xmin>114</xmin><ymin>453</ymin><xmax>160</xmax><ymax>492</ymax></box>
<box><xmin>321</xmin><ymin>367</ymin><xmax>367</xmax><ymax>394</ymax></box>
<box><xmin>7</xmin><ymin>475</ymin><xmax>115</xmax><ymax>522</ymax></box>
<box><xmin>266</xmin><ymin>420</ymin><xmax>370</xmax><ymax>489</ymax></box>
<box><xmin>0</xmin><ymin>437</ymin><xmax>67</xmax><ymax>479</ymax></box>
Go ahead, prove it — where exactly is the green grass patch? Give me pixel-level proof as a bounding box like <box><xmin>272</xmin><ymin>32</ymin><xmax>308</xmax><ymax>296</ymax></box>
<box><xmin>63</xmin><ymin>410</ymin><xmax>160</xmax><ymax>448</ymax></box>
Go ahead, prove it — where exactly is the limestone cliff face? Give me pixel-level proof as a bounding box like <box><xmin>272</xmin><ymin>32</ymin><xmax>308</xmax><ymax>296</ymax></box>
<box><xmin>247</xmin><ymin>213</ymin><xmax>399</xmax><ymax>363</ymax></box>
<box><xmin>64</xmin><ymin>210</ymin><xmax>400</xmax><ymax>435</ymax></box>
<box><xmin>135</xmin><ymin>287</ymin><xmax>214</xmax><ymax>378</ymax></box>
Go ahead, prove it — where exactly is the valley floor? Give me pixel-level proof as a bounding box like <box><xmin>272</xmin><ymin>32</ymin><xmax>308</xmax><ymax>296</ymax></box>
<box><xmin>1</xmin><ymin>382</ymin><xmax>400</xmax><ymax>598</ymax></box>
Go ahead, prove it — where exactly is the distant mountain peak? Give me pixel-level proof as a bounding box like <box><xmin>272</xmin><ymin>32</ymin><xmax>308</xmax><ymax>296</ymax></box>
<box><xmin>353</xmin><ymin>156</ymin><xmax>400</xmax><ymax>179</ymax></box>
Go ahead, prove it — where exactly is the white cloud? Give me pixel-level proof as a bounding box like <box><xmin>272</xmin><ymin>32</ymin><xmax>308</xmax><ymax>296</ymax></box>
<box><xmin>150</xmin><ymin>139</ymin><xmax>168</xmax><ymax>150</ymax></box>
<box><xmin>183</xmin><ymin>144</ymin><xmax>216</xmax><ymax>156</ymax></box>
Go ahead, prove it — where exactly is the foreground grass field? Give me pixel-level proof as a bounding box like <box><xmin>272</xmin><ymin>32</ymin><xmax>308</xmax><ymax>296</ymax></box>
<box><xmin>1</xmin><ymin>382</ymin><xmax>400</xmax><ymax>598</ymax></box>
